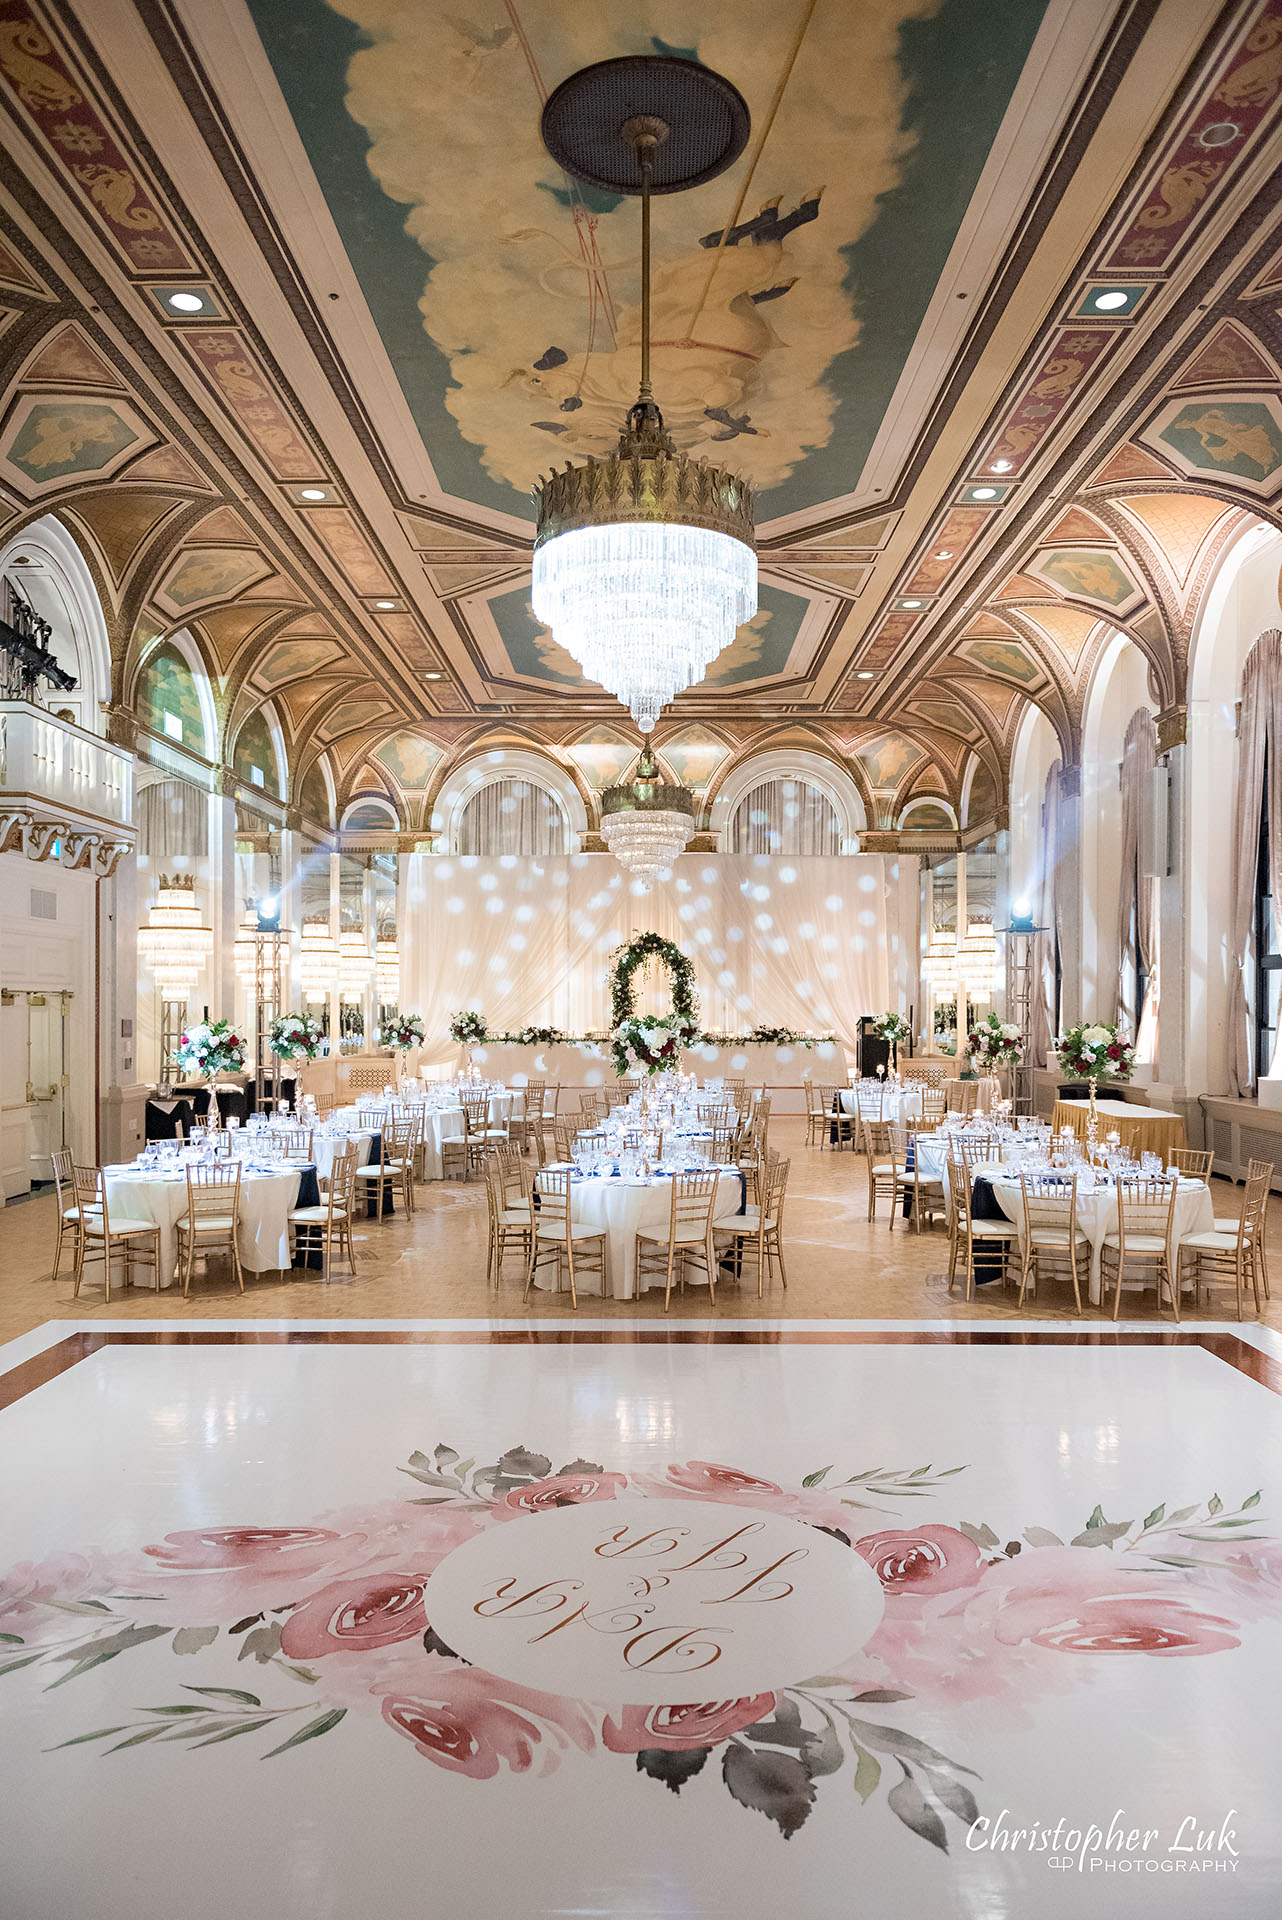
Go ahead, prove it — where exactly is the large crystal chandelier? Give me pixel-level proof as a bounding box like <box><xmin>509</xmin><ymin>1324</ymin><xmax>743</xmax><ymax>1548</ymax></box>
<box><xmin>600</xmin><ymin>745</ymin><xmax>696</xmax><ymax>891</ymax></box>
<box><xmin>298</xmin><ymin>917</ymin><xmax>339</xmax><ymax>1001</ymax></box>
<box><xmin>137</xmin><ymin>877</ymin><xmax>213</xmax><ymax>996</ymax></box>
<box><xmin>531</xmin><ymin>58</ymin><xmax>757</xmax><ymax>734</ymax></box>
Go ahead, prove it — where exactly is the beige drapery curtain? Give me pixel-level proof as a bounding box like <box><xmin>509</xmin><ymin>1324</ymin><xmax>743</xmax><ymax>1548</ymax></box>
<box><xmin>1229</xmin><ymin>629</ymin><xmax>1282</xmax><ymax>1093</ymax></box>
<box><xmin>1030</xmin><ymin>760</ymin><xmax>1060</xmax><ymax>1066</ymax></box>
<box><xmin>726</xmin><ymin>780</ymin><xmax>842</xmax><ymax>855</ymax></box>
<box><xmin>458</xmin><ymin>779</ymin><xmax>568</xmax><ymax>855</ymax></box>
<box><xmin>137</xmin><ymin>778</ymin><xmax>208</xmax><ymax>857</ymax></box>
<box><xmin>1116</xmin><ymin>708</ymin><xmax>1158</xmax><ymax>1050</ymax></box>
<box><xmin>401</xmin><ymin>853</ymin><xmax>891</xmax><ymax>1066</ymax></box>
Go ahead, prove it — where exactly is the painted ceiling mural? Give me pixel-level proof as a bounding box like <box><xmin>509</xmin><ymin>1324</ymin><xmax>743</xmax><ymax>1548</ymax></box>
<box><xmin>0</xmin><ymin>0</ymin><xmax>1278</xmax><ymax>844</ymax></box>
<box><xmin>247</xmin><ymin>0</ymin><xmax>1050</xmax><ymax>522</ymax></box>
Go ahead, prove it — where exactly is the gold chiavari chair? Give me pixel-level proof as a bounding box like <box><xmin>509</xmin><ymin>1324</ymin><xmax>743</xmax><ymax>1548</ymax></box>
<box><xmin>551</xmin><ymin>1118</ymin><xmax>578</xmax><ymax>1164</ymax></box>
<box><xmin>50</xmin><ymin>1144</ymin><xmax>92</xmax><ymax>1282</ymax></box>
<box><xmin>714</xmin><ymin>1153</ymin><xmax>789</xmax><ymax>1298</ymax></box>
<box><xmin>523</xmin><ymin>1167</ymin><xmax>606</xmax><ymax>1308</ymax></box>
<box><xmin>276</xmin><ymin>1125</ymin><xmax>315</xmax><ymax>1165</ymax></box>
<box><xmin>821</xmin><ymin>1084</ymin><xmax>857</xmax><ymax>1151</ymax></box>
<box><xmin>1170</xmin><ymin>1147</ymin><xmax>1213</xmax><ymax>1179</ymax></box>
<box><xmin>578</xmin><ymin>1092</ymin><xmax>605</xmax><ymax>1126</ymax></box>
<box><xmin>1181</xmin><ymin>1172</ymin><xmax>1268</xmax><ymax>1319</ymax></box>
<box><xmin>697</xmin><ymin>1100</ymin><xmax>733</xmax><ymax>1126</ymax></box>
<box><xmin>289</xmin><ymin>1143</ymin><xmax>358</xmax><ymax>1282</ymax></box>
<box><xmin>509</xmin><ymin>1082</ymin><xmax>542</xmax><ymax>1155</ymax></box>
<box><xmin>1214</xmin><ymin>1157</ymin><xmax>1273</xmax><ymax>1299</ymax></box>
<box><xmin>462</xmin><ymin>1094</ymin><xmax>507</xmax><ymax>1173</ymax></box>
<box><xmin>1101</xmin><ymin>1177</ymin><xmax>1180</xmax><ymax>1321</ymax></box>
<box><xmin>863</xmin><ymin>1118</ymin><xmax>901</xmax><ymax>1225</ymax></box>
<box><xmin>636</xmin><ymin>1169</ymin><xmax>720</xmax><ymax>1311</ymax></box>
<box><xmin>706</xmin><ymin>1123</ymin><xmax>738</xmax><ymax>1165</ymax></box>
<box><xmin>946</xmin><ymin>1080</ymin><xmax>979</xmax><ymax>1117</ymax></box>
<box><xmin>1016</xmin><ymin>1172</ymin><xmax>1088</xmax><ymax>1313</ymax></box>
<box><xmin>722</xmin><ymin>1076</ymin><xmax>746</xmax><ymax>1104</ymax></box>
<box><xmin>801</xmin><ymin>1075</ymin><xmax>828</xmax><ymax>1148</ymax></box>
<box><xmin>895</xmin><ymin>1125</ymin><xmax>944</xmax><ymax>1233</ymax></box>
<box><xmin>946</xmin><ymin>1155</ymin><xmax>1018</xmax><ymax>1301</ymax></box>
<box><xmin>356</xmin><ymin>1114</ymin><xmax>417</xmax><ymax>1216</ymax></box>
<box><xmin>73</xmin><ymin>1168</ymin><xmax>161</xmax><ymax>1302</ymax></box>
<box><xmin>175</xmin><ymin>1162</ymin><xmax>244</xmax><ymax>1298</ymax></box>
<box><xmin>484</xmin><ymin>1152</ymin><xmax>532</xmax><ymax>1290</ymax></box>
<box><xmin>921</xmin><ymin>1088</ymin><xmax>947</xmax><ymax>1126</ymax></box>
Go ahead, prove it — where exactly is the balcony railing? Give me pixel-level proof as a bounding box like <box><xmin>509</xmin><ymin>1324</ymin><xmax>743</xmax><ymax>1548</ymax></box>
<box><xmin>0</xmin><ymin>700</ymin><xmax>133</xmax><ymax>833</ymax></box>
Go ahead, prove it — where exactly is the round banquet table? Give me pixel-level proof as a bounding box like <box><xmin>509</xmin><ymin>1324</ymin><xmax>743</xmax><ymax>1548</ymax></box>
<box><xmin>839</xmin><ymin>1087</ymin><xmax>924</xmax><ymax>1124</ymax></box>
<box><xmin>987</xmin><ymin>1170</ymin><xmax>1214</xmax><ymax>1305</ymax></box>
<box><xmin>333</xmin><ymin>1094</ymin><xmax>521</xmax><ymax>1180</ymax></box>
<box><xmin>102</xmin><ymin>1163</ymin><xmax>303</xmax><ymax>1289</ymax></box>
<box><xmin>535</xmin><ymin>1167</ymin><xmax>744</xmax><ymax>1300</ymax></box>
<box><xmin>310</xmin><ymin>1129</ymin><xmax>373</xmax><ymax>1182</ymax></box>
<box><xmin>1051</xmin><ymin>1098</ymin><xmax>1188</xmax><ymax>1162</ymax></box>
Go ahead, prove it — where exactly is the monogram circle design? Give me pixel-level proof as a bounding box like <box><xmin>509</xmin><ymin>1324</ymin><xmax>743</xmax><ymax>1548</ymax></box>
<box><xmin>423</xmin><ymin>1497</ymin><xmax>885</xmax><ymax>1704</ymax></box>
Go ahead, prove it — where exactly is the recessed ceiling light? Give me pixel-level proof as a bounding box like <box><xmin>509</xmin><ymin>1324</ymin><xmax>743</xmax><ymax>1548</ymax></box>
<box><xmin>971</xmin><ymin>486</ymin><xmax>998</xmax><ymax>500</ymax></box>
<box><xmin>299</xmin><ymin>487</ymin><xmax>328</xmax><ymax>501</ymax></box>
<box><xmin>1091</xmin><ymin>289</ymin><xmax>1130</xmax><ymax>311</ymax></box>
<box><xmin>421</xmin><ymin>671</ymin><xmax>443</xmax><ymax>680</ymax></box>
<box><xmin>374</xmin><ymin>599</ymin><xmax>396</xmax><ymax>610</ymax></box>
<box><xmin>990</xmin><ymin>458</ymin><xmax>1012</xmax><ymax>473</ymax></box>
<box><xmin>899</xmin><ymin>599</ymin><xmax>924</xmax><ymax>609</ymax></box>
<box><xmin>855</xmin><ymin>670</ymin><xmax>878</xmax><ymax>680</ymax></box>
<box><xmin>167</xmin><ymin>291</ymin><xmax>205</xmax><ymax>313</ymax></box>
<box><xmin>933</xmin><ymin>549</ymin><xmax>953</xmax><ymax>560</ymax></box>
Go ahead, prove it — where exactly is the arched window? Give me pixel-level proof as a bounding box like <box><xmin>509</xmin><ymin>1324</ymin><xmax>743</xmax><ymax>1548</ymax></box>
<box><xmin>458</xmin><ymin>778</ymin><xmax>568</xmax><ymax>855</ymax></box>
<box><xmin>233</xmin><ymin>710</ymin><xmax>280</xmax><ymax>797</ymax></box>
<box><xmin>726</xmin><ymin>777</ymin><xmax>841</xmax><ymax>856</ymax></box>
<box><xmin>137</xmin><ymin>643</ymin><xmax>204</xmax><ymax>750</ymax></box>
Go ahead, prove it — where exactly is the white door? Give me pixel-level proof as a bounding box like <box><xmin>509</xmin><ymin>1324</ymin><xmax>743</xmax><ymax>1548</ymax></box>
<box><xmin>26</xmin><ymin>991</ymin><xmax>68</xmax><ymax>1184</ymax></box>
<box><xmin>0</xmin><ymin>991</ymin><xmax>29</xmax><ymax>1198</ymax></box>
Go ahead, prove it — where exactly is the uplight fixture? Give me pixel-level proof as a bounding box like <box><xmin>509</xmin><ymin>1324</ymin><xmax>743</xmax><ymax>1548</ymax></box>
<box><xmin>531</xmin><ymin>57</ymin><xmax>757</xmax><ymax>733</ymax></box>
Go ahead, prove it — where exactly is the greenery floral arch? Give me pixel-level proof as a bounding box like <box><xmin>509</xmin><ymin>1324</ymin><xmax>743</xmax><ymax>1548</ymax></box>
<box><xmin>609</xmin><ymin>932</ymin><xmax>699</xmax><ymax>1034</ymax></box>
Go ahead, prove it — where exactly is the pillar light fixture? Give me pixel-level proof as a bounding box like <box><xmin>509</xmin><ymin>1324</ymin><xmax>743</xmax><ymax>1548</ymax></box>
<box><xmin>138</xmin><ymin>877</ymin><xmax>213</xmax><ymax>994</ymax></box>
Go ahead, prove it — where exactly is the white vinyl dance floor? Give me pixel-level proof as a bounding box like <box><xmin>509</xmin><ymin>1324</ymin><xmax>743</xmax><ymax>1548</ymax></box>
<box><xmin>1</xmin><ymin>1324</ymin><xmax>1279</xmax><ymax>1918</ymax></box>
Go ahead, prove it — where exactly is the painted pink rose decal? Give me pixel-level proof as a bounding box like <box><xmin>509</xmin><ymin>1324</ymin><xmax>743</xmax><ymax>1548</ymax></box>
<box><xmin>381</xmin><ymin>1669</ymin><xmax>594</xmax><ymax>1779</ymax></box>
<box><xmin>8</xmin><ymin>1445</ymin><xmax>1270</xmax><ymax>1857</ymax></box>
<box><xmin>501</xmin><ymin>1471</ymin><xmax>627</xmax><ymax>1514</ymax></box>
<box><xmin>602</xmin><ymin>1697</ymin><xmax>777</xmax><ymax>1753</ymax></box>
<box><xmin>855</xmin><ymin>1525</ymin><xmax>985</xmax><ymax>1596</ymax></box>
<box><xmin>281</xmin><ymin>1572</ymin><xmax>429</xmax><ymax>1658</ymax></box>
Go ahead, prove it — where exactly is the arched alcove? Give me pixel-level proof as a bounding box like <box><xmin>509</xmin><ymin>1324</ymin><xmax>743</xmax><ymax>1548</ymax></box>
<box><xmin>708</xmin><ymin>749</ymin><xmax>866</xmax><ymax>852</ymax></box>
<box><xmin>0</xmin><ymin>513</ymin><xmax>111</xmax><ymax>731</ymax></box>
<box><xmin>431</xmin><ymin>748</ymin><xmax>586</xmax><ymax>854</ymax></box>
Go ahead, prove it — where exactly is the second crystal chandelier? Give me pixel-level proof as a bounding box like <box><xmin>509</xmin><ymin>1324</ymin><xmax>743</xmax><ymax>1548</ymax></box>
<box><xmin>531</xmin><ymin>57</ymin><xmax>758</xmax><ymax>733</ymax></box>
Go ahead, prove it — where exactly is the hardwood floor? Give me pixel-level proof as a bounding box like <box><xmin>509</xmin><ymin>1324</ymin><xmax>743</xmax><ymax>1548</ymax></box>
<box><xmin>3</xmin><ymin>1120</ymin><xmax>1279</xmax><ymax>1339</ymax></box>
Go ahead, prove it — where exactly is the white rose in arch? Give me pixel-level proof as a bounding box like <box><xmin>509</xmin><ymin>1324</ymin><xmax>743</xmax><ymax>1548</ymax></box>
<box><xmin>1081</xmin><ymin>1024</ymin><xmax>1112</xmax><ymax>1047</ymax></box>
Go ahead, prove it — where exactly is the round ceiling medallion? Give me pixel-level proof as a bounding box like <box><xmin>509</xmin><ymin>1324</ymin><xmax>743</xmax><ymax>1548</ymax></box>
<box><xmin>423</xmin><ymin>1497</ymin><xmax>885</xmax><ymax>1704</ymax></box>
<box><xmin>540</xmin><ymin>56</ymin><xmax>750</xmax><ymax>196</ymax></box>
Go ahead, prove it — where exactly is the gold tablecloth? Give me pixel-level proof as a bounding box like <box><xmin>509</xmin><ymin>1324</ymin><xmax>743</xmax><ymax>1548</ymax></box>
<box><xmin>1051</xmin><ymin>1097</ymin><xmax>1187</xmax><ymax>1162</ymax></box>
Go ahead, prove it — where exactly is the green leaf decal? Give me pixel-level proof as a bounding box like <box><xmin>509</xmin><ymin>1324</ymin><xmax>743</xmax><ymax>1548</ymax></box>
<box><xmin>851</xmin><ymin>1741</ymin><xmax>881</xmax><ymax>1803</ymax></box>
<box><xmin>802</xmin><ymin>1466</ymin><xmax>832</xmax><ymax>1489</ymax></box>
<box><xmin>191</xmin><ymin>1717</ymin><xmax>276</xmax><ymax>1749</ymax></box>
<box><xmin>182</xmin><ymin>1686</ymin><xmax>262</xmax><ymax>1707</ymax></box>
<box><xmin>262</xmin><ymin>1708</ymin><xmax>346</xmax><ymax>1758</ymax></box>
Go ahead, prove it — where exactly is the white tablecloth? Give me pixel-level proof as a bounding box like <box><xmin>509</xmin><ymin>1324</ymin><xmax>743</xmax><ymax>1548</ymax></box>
<box><xmin>839</xmin><ymin>1087</ymin><xmax>923</xmax><ymax>1125</ymax></box>
<box><xmin>988</xmin><ymin>1173</ymin><xmax>1214</xmax><ymax>1305</ymax></box>
<box><xmin>536</xmin><ymin>1168</ymin><xmax>743</xmax><ymax>1300</ymax></box>
<box><xmin>102</xmin><ymin>1165</ymin><xmax>303</xmax><ymax>1289</ymax></box>
<box><xmin>310</xmin><ymin>1130</ymin><xmax>373</xmax><ymax>1182</ymax></box>
<box><xmin>334</xmin><ymin>1096</ymin><xmax>520</xmax><ymax>1180</ymax></box>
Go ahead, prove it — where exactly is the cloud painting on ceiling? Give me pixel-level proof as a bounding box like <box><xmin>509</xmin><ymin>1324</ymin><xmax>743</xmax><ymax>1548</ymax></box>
<box><xmin>488</xmin><ymin>578</ymin><xmax>808</xmax><ymax>690</ymax></box>
<box><xmin>249</xmin><ymin>0</ymin><xmax>1049</xmax><ymax>521</ymax></box>
<box><xmin>373</xmin><ymin>732</ymin><xmax>443</xmax><ymax>790</ymax></box>
<box><xmin>565</xmin><ymin>727</ymin><xmax>636</xmax><ymax>789</ymax></box>
<box><xmin>660</xmin><ymin>725</ymin><xmax>731</xmax><ymax>791</ymax></box>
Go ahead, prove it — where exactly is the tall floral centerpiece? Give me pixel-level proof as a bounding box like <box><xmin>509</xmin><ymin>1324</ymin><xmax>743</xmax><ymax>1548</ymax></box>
<box><xmin>268</xmin><ymin>1013</ymin><xmax>324</xmax><ymax>1063</ymax></box>
<box><xmin>173</xmin><ymin>1019</ymin><xmax>246</xmax><ymax>1082</ymax></box>
<box><xmin>872</xmin><ymin>1011</ymin><xmax>911</xmax><ymax>1071</ymax></box>
<box><xmin>449</xmin><ymin>1010</ymin><xmax>487</xmax><ymax>1046</ymax></box>
<box><xmin>611</xmin><ymin>1013</ymin><xmax>691</xmax><ymax>1077</ymax></box>
<box><xmin>967</xmin><ymin>1012</ymin><xmax>1023</xmax><ymax>1107</ymax></box>
<box><xmin>386</xmin><ymin>1013</ymin><xmax>426</xmax><ymax>1054</ymax></box>
<box><xmin>1054</xmin><ymin>1019</ymin><xmax>1136</xmax><ymax>1152</ymax></box>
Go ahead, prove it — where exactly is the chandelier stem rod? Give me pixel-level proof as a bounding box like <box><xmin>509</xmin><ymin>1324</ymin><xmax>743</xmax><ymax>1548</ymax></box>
<box><xmin>639</xmin><ymin>143</ymin><xmax>653</xmax><ymax>405</ymax></box>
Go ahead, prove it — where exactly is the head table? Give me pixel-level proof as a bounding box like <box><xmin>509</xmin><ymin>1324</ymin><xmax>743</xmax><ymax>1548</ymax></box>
<box><xmin>1050</xmin><ymin>1097</ymin><xmax>1188</xmax><ymax>1162</ymax></box>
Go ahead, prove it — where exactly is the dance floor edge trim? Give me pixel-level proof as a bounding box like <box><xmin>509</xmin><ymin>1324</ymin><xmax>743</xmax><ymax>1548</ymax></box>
<box><xmin>2</xmin><ymin>1325</ymin><xmax>1279</xmax><ymax>1409</ymax></box>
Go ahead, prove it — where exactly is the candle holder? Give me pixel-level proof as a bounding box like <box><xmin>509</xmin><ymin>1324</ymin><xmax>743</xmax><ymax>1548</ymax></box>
<box><xmin>1086</xmin><ymin>1078</ymin><xmax>1099</xmax><ymax>1158</ymax></box>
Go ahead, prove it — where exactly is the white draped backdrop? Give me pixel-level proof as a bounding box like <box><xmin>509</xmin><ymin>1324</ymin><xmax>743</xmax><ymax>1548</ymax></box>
<box><xmin>400</xmin><ymin>853</ymin><xmax>898</xmax><ymax>1066</ymax></box>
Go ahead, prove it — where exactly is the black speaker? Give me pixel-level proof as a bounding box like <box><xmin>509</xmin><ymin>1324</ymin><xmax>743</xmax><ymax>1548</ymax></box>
<box><xmin>858</xmin><ymin>1018</ymin><xmax>891</xmax><ymax>1078</ymax></box>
